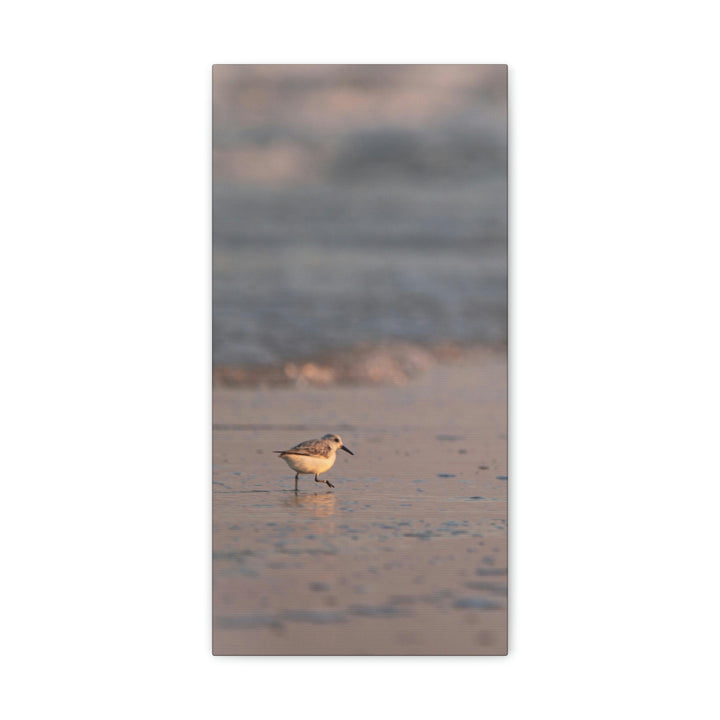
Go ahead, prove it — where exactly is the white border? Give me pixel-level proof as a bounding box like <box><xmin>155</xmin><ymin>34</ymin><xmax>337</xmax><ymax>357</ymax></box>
<box><xmin>3</xmin><ymin>2</ymin><xmax>719</xmax><ymax>718</ymax></box>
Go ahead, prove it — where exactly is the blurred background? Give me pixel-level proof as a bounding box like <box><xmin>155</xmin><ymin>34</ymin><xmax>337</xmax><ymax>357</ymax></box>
<box><xmin>213</xmin><ymin>65</ymin><xmax>507</xmax><ymax>379</ymax></box>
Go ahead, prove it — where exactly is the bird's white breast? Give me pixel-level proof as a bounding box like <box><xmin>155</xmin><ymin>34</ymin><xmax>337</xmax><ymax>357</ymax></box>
<box><xmin>281</xmin><ymin>452</ymin><xmax>336</xmax><ymax>475</ymax></box>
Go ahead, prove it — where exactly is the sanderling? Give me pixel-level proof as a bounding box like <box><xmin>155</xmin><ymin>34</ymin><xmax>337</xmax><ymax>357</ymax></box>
<box><xmin>274</xmin><ymin>433</ymin><xmax>354</xmax><ymax>491</ymax></box>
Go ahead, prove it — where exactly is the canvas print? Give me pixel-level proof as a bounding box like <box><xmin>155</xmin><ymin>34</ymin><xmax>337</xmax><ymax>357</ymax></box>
<box><xmin>213</xmin><ymin>65</ymin><xmax>507</xmax><ymax>655</ymax></box>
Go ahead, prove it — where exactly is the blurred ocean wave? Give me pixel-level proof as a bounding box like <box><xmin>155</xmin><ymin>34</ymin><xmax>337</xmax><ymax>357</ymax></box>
<box><xmin>213</xmin><ymin>65</ymin><xmax>507</xmax><ymax>368</ymax></box>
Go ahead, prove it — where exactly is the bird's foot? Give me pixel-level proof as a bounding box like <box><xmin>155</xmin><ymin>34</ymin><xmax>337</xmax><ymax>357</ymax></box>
<box><xmin>326</xmin><ymin>480</ymin><xmax>335</xmax><ymax>488</ymax></box>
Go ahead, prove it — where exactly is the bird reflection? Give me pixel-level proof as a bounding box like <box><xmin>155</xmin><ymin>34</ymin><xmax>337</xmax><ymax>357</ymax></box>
<box><xmin>285</xmin><ymin>492</ymin><xmax>337</xmax><ymax>518</ymax></box>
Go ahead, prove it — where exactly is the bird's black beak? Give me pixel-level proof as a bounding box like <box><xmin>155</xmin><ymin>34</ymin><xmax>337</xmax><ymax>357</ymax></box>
<box><xmin>341</xmin><ymin>445</ymin><xmax>354</xmax><ymax>455</ymax></box>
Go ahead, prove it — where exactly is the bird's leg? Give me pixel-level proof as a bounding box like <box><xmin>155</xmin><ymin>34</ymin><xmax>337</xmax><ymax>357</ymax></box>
<box><xmin>294</xmin><ymin>473</ymin><xmax>299</xmax><ymax>492</ymax></box>
<box><xmin>314</xmin><ymin>474</ymin><xmax>333</xmax><ymax>488</ymax></box>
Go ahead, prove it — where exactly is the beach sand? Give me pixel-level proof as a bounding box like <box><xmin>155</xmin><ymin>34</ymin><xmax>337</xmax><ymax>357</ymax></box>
<box><xmin>212</xmin><ymin>347</ymin><xmax>507</xmax><ymax>655</ymax></box>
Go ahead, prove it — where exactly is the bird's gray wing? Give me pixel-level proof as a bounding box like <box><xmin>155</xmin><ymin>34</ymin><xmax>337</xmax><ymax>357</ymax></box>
<box><xmin>276</xmin><ymin>438</ymin><xmax>332</xmax><ymax>458</ymax></box>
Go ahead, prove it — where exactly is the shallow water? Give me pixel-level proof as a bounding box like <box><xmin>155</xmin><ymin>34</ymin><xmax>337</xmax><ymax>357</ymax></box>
<box><xmin>212</xmin><ymin>356</ymin><xmax>508</xmax><ymax>655</ymax></box>
<box><xmin>213</xmin><ymin>463</ymin><xmax>507</xmax><ymax>654</ymax></box>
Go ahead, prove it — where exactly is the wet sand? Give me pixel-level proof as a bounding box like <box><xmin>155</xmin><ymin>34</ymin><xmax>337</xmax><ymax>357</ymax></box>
<box><xmin>212</xmin><ymin>348</ymin><xmax>507</xmax><ymax>655</ymax></box>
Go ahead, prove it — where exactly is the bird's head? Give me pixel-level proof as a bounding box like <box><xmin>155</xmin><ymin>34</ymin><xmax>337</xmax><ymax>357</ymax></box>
<box><xmin>322</xmin><ymin>433</ymin><xmax>354</xmax><ymax>455</ymax></box>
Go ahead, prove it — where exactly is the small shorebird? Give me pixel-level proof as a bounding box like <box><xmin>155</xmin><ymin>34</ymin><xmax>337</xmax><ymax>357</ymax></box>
<box><xmin>274</xmin><ymin>433</ymin><xmax>354</xmax><ymax>491</ymax></box>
